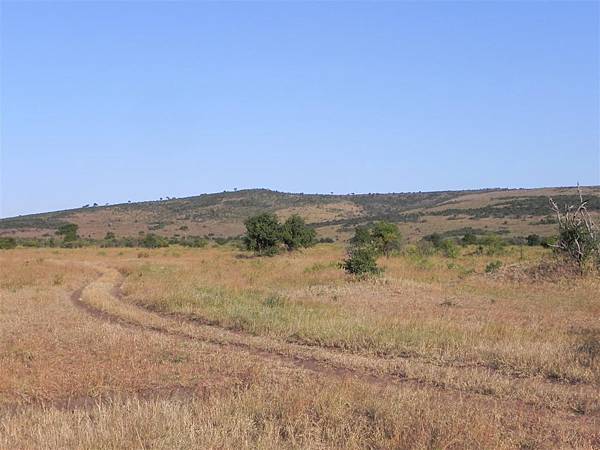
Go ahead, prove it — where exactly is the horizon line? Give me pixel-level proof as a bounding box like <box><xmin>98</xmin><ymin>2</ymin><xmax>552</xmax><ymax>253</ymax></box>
<box><xmin>2</xmin><ymin>183</ymin><xmax>598</xmax><ymax>220</ymax></box>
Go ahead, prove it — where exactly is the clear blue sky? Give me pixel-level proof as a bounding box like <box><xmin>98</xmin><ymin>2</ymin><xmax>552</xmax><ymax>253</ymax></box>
<box><xmin>1</xmin><ymin>1</ymin><xmax>598</xmax><ymax>217</ymax></box>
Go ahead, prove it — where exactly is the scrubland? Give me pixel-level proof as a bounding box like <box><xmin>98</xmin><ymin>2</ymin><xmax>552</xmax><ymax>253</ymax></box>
<box><xmin>1</xmin><ymin>244</ymin><xmax>599</xmax><ymax>449</ymax></box>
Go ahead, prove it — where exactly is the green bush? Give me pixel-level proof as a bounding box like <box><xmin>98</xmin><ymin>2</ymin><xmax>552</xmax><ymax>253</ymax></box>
<box><xmin>485</xmin><ymin>260</ymin><xmax>503</xmax><ymax>273</ymax></box>
<box><xmin>371</xmin><ymin>221</ymin><xmax>403</xmax><ymax>256</ymax></box>
<box><xmin>350</xmin><ymin>226</ymin><xmax>373</xmax><ymax>247</ymax></box>
<box><xmin>122</xmin><ymin>237</ymin><xmax>137</xmax><ymax>248</ymax></box>
<box><xmin>243</xmin><ymin>213</ymin><xmax>315</xmax><ymax>255</ymax></box>
<box><xmin>317</xmin><ymin>237</ymin><xmax>335</xmax><ymax>244</ymax></box>
<box><xmin>349</xmin><ymin>221</ymin><xmax>402</xmax><ymax>257</ymax></box>
<box><xmin>281</xmin><ymin>215</ymin><xmax>316</xmax><ymax>251</ymax></box>
<box><xmin>213</xmin><ymin>237</ymin><xmax>229</xmax><ymax>246</ymax></box>
<box><xmin>480</xmin><ymin>234</ymin><xmax>506</xmax><ymax>256</ymax></box>
<box><xmin>342</xmin><ymin>245</ymin><xmax>381</xmax><ymax>276</ymax></box>
<box><xmin>540</xmin><ymin>235</ymin><xmax>557</xmax><ymax>248</ymax></box>
<box><xmin>415</xmin><ymin>240</ymin><xmax>436</xmax><ymax>257</ymax></box>
<box><xmin>0</xmin><ymin>237</ymin><xmax>17</xmax><ymax>250</ymax></box>
<box><xmin>183</xmin><ymin>237</ymin><xmax>208</xmax><ymax>248</ymax></box>
<box><xmin>440</xmin><ymin>239</ymin><xmax>460</xmax><ymax>258</ymax></box>
<box><xmin>243</xmin><ymin>213</ymin><xmax>282</xmax><ymax>256</ymax></box>
<box><xmin>461</xmin><ymin>232</ymin><xmax>478</xmax><ymax>246</ymax></box>
<box><xmin>56</xmin><ymin>223</ymin><xmax>79</xmax><ymax>242</ymax></box>
<box><xmin>424</xmin><ymin>232</ymin><xmax>443</xmax><ymax>248</ymax></box>
<box><xmin>61</xmin><ymin>240</ymin><xmax>84</xmax><ymax>248</ymax></box>
<box><xmin>141</xmin><ymin>233</ymin><xmax>168</xmax><ymax>248</ymax></box>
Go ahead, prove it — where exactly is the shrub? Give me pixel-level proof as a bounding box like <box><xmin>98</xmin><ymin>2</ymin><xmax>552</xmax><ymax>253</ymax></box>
<box><xmin>123</xmin><ymin>237</ymin><xmax>137</xmax><ymax>248</ymax></box>
<box><xmin>371</xmin><ymin>221</ymin><xmax>403</xmax><ymax>256</ymax></box>
<box><xmin>243</xmin><ymin>213</ymin><xmax>318</xmax><ymax>256</ymax></box>
<box><xmin>243</xmin><ymin>213</ymin><xmax>282</xmax><ymax>256</ymax></box>
<box><xmin>350</xmin><ymin>226</ymin><xmax>373</xmax><ymax>247</ymax></box>
<box><xmin>281</xmin><ymin>215</ymin><xmax>316</xmax><ymax>251</ymax></box>
<box><xmin>141</xmin><ymin>233</ymin><xmax>168</xmax><ymax>248</ymax></box>
<box><xmin>440</xmin><ymin>239</ymin><xmax>460</xmax><ymax>258</ymax></box>
<box><xmin>21</xmin><ymin>238</ymin><xmax>44</xmax><ymax>248</ymax></box>
<box><xmin>526</xmin><ymin>234</ymin><xmax>541</xmax><ymax>246</ymax></box>
<box><xmin>0</xmin><ymin>237</ymin><xmax>16</xmax><ymax>250</ymax></box>
<box><xmin>424</xmin><ymin>232</ymin><xmax>443</xmax><ymax>248</ymax></box>
<box><xmin>213</xmin><ymin>237</ymin><xmax>230</xmax><ymax>246</ymax></box>
<box><xmin>461</xmin><ymin>232</ymin><xmax>478</xmax><ymax>246</ymax></box>
<box><xmin>415</xmin><ymin>240</ymin><xmax>436</xmax><ymax>257</ymax></box>
<box><xmin>480</xmin><ymin>234</ymin><xmax>506</xmax><ymax>256</ymax></box>
<box><xmin>56</xmin><ymin>223</ymin><xmax>79</xmax><ymax>242</ymax></box>
<box><xmin>485</xmin><ymin>260</ymin><xmax>503</xmax><ymax>273</ymax></box>
<box><xmin>550</xmin><ymin>190</ymin><xmax>599</xmax><ymax>272</ymax></box>
<box><xmin>182</xmin><ymin>237</ymin><xmax>207</xmax><ymax>248</ymax></box>
<box><xmin>342</xmin><ymin>245</ymin><xmax>380</xmax><ymax>276</ymax></box>
<box><xmin>317</xmin><ymin>237</ymin><xmax>335</xmax><ymax>244</ymax></box>
<box><xmin>349</xmin><ymin>222</ymin><xmax>402</xmax><ymax>257</ymax></box>
<box><xmin>61</xmin><ymin>240</ymin><xmax>83</xmax><ymax>248</ymax></box>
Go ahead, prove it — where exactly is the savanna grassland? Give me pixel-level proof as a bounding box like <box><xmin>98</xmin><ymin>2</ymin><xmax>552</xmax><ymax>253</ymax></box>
<box><xmin>1</xmin><ymin>243</ymin><xmax>599</xmax><ymax>449</ymax></box>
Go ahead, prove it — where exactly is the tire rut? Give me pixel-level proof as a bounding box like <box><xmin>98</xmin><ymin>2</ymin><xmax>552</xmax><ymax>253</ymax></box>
<box><xmin>67</xmin><ymin>268</ymin><xmax>600</xmax><ymax>424</ymax></box>
<box><xmin>123</xmin><ymin>280</ymin><xmax>591</xmax><ymax>388</ymax></box>
<box><xmin>71</xmin><ymin>275</ymin><xmax>387</xmax><ymax>385</ymax></box>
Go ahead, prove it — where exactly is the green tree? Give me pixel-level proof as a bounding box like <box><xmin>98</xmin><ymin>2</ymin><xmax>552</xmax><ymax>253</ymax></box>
<box><xmin>281</xmin><ymin>215</ymin><xmax>316</xmax><ymax>251</ymax></box>
<box><xmin>342</xmin><ymin>245</ymin><xmax>380</xmax><ymax>276</ymax></box>
<box><xmin>57</xmin><ymin>223</ymin><xmax>79</xmax><ymax>242</ymax></box>
<box><xmin>243</xmin><ymin>213</ymin><xmax>282</xmax><ymax>256</ymax></box>
<box><xmin>370</xmin><ymin>221</ymin><xmax>403</xmax><ymax>256</ymax></box>
<box><xmin>350</xmin><ymin>226</ymin><xmax>372</xmax><ymax>247</ymax></box>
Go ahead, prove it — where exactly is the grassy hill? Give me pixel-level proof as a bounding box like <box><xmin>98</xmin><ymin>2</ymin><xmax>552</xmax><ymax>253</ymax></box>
<box><xmin>1</xmin><ymin>186</ymin><xmax>598</xmax><ymax>242</ymax></box>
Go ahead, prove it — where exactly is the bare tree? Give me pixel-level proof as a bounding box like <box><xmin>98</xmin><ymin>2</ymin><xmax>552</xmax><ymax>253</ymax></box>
<box><xmin>549</xmin><ymin>185</ymin><xmax>599</xmax><ymax>273</ymax></box>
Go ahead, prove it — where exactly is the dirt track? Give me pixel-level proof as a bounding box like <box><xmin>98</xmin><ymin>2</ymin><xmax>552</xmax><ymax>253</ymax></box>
<box><xmin>65</xmin><ymin>264</ymin><xmax>600</xmax><ymax>429</ymax></box>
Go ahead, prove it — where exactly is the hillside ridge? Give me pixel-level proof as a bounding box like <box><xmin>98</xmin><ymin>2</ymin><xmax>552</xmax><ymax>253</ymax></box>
<box><xmin>2</xmin><ymin>186</ymin><xmax>598</xmax><ymax>241</ymax></box>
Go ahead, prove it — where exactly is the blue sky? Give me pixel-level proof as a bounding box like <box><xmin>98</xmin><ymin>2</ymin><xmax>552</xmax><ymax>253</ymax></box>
<box><xmin>1</xmin><ymin>1</ymin><xmax>598</xmax><ymax>217</ymax></box>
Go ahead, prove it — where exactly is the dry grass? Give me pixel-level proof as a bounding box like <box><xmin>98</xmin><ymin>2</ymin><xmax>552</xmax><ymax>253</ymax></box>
<box><xmin>1</xmin><ymin>246</ymin><xmax>599</xmax><ymax>448</ymax></box>
<box><xmin>120</xmin><ymin>245</ymin><xmax>600</xmax><ymax>383</ymax></box>
<box><xmin>3</xmin><ymin>380</ymin><xmax>598</xmax><ymax>450</ymax></box>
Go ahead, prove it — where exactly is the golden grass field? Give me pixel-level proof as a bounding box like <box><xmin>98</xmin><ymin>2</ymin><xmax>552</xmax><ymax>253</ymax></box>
<box><xmin>1</xmin><ymin>244</ymin><xmax>599</xmax><ymax>449</ymax></box>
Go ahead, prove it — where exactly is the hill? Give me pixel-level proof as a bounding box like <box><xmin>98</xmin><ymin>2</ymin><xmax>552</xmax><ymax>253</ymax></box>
<box><xmin>1</xmin><ymin>186</ymin><xmax>599</xmax><ymax>242</ymax></box>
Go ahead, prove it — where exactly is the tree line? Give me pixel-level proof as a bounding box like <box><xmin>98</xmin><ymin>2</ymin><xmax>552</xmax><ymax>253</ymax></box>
<box><xmin>3</xmin><ymin>193</ymin><xmax>598</xmax><ymax>277</ymax></box>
